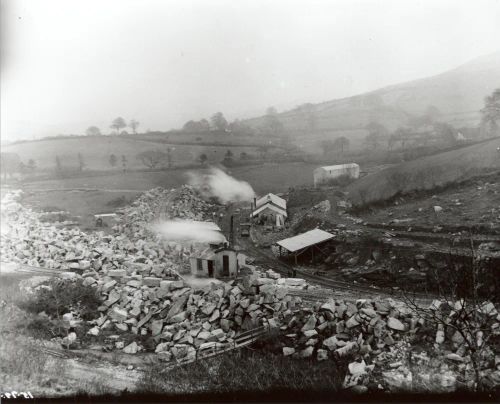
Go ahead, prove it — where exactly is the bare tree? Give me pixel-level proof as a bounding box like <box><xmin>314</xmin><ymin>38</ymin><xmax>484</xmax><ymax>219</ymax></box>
<box><xmin>364</xmin><ymin>132</ymin><xmax>381</xmax><ymax>150</ymax></box>
<box><xmin>110</xmin><ymin>117</ymin><xmax>127</xmax><ymax>135</ymax></box>
<box><xmin>334</xmin><ymin>136</ymin><xmax>350</xmax><ymax>154</ymax></box>
<box><xmin>319</xmin><ymin>139</ymin><xmax>335</xmax><ymax>156</ymax></box>
<box><xmin>121</xmin><ymin>155</ymin><xmax>128</xmax><ymax>172</ymax></box>
<box><xmin>109</xmin><ymin>154</ymin><xmax>117</xmax><ymax>168</ymax></box>
<box><xmin>86</xmin><ymin>126</ymin><xmax>102</xmax><ymax>136</ymax></box>
<box><xmin>210</xmin><ymin>112</ymin><xmax>228</xmax><ymax>131</ymax></box>
<box><xmin>56</xmin><ymin>155</ymin><xmax>62</xmax><ymax>171</ymax></box>
<box><xmin>129</xmin><ymin>119</ymin><xmax>140</xmax><ymax>134</ymax></box>
<box><xmin>77</xmin><ymin>153</ymin><xmax>86</xmax><ymax>172</ymax></box>
<box><xmin>0</xmin><ymin>152</ymin><xmax>21</xmax><ymax>180</ymax></box>
<box><xmin>136</xmin><ymin>150</ymin><xmax>166</xmax><ymax>169</ymax></box>
<box><xmin>166</xmin><ymin>147</ymin><xmax>174</xmax><ymax>168</ymax></box>
<box><xmin>480</xmin><ymin>89</ymin><xmax>500</xmax><ymax>137</ymax></box>
<box><xmin>402</xmin><ymin>237</ymin><xmax>498</xmax><ymax>391</ymax></box>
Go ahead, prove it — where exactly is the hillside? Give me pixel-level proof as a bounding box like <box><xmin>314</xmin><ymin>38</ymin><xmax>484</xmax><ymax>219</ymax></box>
<box><xmin>347</xmin><ymin>137</ymin><xmax>500</xmax><ymax>206</ymax></box>
<box><xmin>1</xmin><ymin>136</ymin><xmax>275</xmax><ymax>171</ymax></box>
<box><xmin>244</xmin><ymin>51</ymin><xmax>500</xmax><ymax>147</ymax></box>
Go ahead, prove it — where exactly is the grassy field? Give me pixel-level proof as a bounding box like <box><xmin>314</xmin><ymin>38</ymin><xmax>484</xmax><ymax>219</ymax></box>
<box><xmin>347</xmin><ymin>137</ymin><xmax>500</xmax><ymax>206</ymax></box>
<box><xmin>2</xmin><ymin>136</ymin><xmax>280</xmax><ymax>171</ymax></box>
<box><xmin>16</xmin><ymin>162</ymin><xmax>320</xmax><ymax>224</ymax></box>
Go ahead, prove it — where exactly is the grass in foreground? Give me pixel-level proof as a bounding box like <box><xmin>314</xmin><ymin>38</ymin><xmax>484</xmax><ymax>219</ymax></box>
<box><xmin>138</xmin><ymin>348</ymin><xmax>344</xmax><ymax>395</ymax></box>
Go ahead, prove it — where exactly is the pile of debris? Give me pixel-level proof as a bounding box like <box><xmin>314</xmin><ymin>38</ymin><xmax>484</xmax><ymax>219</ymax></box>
<box><xmin>0</xmin><ymin>187</ymin><xmax>213</xmax><ymax>274</ymax></box>
<box><xmin>274</xmin><ymin>297</ymin><xmax>500</xmax><ymax>392</ymax></box>
<box><xmin>112</xmin><ymin>186</ymin><xmax>214</xmax><ymax>237</ymax></box>
<box><xmin>30</xmin><ymin>266</ymin><xmax>307</xmax><ymax>361</ymax></box>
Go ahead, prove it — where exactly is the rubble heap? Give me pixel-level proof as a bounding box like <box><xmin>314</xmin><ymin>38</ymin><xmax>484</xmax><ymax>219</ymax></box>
<box><xmin>275</xmin><ymin>297</ymin><xmax>500</xmax><ymax>392</ymax></box>
<box><xmin>113</xmin><ymin>186</ymin><xmax>213</xmax><ymax>239</ymax></box>
<box><xmin>32</xmin><ymin>268</ymin><xmax>306</xmax><ymax>362</ymax></box>
<box><xmin>0</xmin><ymin>187</ymin><xmax>213</xmax><ymax>273</ymax></box>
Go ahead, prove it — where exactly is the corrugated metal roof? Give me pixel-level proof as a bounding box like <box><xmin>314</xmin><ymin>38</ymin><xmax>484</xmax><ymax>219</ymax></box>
<box><xmin>256</xmin><ymin>193</ymin><xmax>287</xmax><ymax>210</ymax></box>
<box><xmin>276</xmin><ymin>229</ymin><xmax>334</xmax><ymax>253</ymax></box>
<box><xmin>316</xmin><ymin>163</ymin><xmax>359</xmax><ymax>171</ymax></box>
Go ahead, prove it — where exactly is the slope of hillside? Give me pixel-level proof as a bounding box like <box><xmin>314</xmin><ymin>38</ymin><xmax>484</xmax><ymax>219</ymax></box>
<box><xmin>1</xmin><ymin>136</ymin><xmax>272</xmax><ymax>170</ymax></box>
<box><xmin>245</xmin><ymin>51</ymin><xmax>500</xmax><ymax>137</ymax></box>
<box><xmin>347</xmin><ymin>137</ymin><xmax>500</xmax><ymax>206</ymax></box>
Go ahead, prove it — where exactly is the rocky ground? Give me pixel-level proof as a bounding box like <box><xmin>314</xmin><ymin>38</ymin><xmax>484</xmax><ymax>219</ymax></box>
<box><xmin>1</xmin><ymin>187</ymin><xmax>500</xmax><ymax>396</ymax></box>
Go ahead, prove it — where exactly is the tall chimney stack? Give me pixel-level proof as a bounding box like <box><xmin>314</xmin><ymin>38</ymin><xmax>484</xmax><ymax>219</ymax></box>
<box><xmin>229</xmin><ymin>215</ymin><xmax>234</xmax><ymax>247</ymax></box>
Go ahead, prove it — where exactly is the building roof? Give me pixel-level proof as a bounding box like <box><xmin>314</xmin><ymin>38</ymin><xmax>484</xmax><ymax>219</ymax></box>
<box><xmin>256</xmin><ymin>193</ymin><xmax>287</xmax><ymax>210</ymax></box>
<box><xmin>191</xmin><ymin>247</ymin><xmax>216</xmax><ymax>260</ymax></box>
<box><xmin>316</xmin><ymin>163</ymin><xmax>359</xmax><ymax>172</ymax></box>
<box><xmin>94</xmin><ymin>213</ymin><xmax>117</xmax><ymax>218</ymax></box>
<box><xmin>276</xmin><ymin>229</ymin><xmax>334</xmax><ymax>253</ymax></box>
<box><xmin>251</xmin><ymin>203</ymin><xmax>288</xmax><ymax>218</ymax></box>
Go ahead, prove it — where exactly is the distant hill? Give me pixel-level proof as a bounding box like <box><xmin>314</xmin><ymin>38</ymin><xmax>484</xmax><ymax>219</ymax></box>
<box><xmin>244</xmin><ymin>51</ymin><xmax>500</xmax><ymax>150</ymax></box>
<box><xmin>347</xmin><ymin>137</ymin><xmax>500</xmax><ymax>206</ymax></box>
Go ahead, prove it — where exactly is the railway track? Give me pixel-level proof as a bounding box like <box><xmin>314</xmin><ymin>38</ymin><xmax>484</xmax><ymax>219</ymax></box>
<box><xmin>239</xmin><ymin>232</ymin><xmax>433</xmax><ymax>302</ymax></box>
<box><xmin>1</xmin><ymin>263</ymin><xmax>63</xmax><ymax>276</ymax></box>
<box><xmin>33</xmin><ymin>325</ymin><xmax>271</xmax><ymax>372</ymax></box>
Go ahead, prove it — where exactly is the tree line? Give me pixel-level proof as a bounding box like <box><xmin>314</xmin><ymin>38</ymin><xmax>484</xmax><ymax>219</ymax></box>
<box><xmin>85</xmin><ymin>117</ymin><xmax>140</xmax><ymax>137</ymax></box>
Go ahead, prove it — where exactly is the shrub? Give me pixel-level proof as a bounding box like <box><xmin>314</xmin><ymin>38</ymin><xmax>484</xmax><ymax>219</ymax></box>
<box><xmin>321</xmin><ymin>174</ymin><xmax>355</xmax><ymax>187</ymax></box>
<box><xmin>18</xmin><ymin>278</ymin><xmax>102</xmax><ymax>321</ymax></box>
<box><xmin>106</xmin><ymin>195</ymin><xmax>129</xmax><ymax>208</ymax></box>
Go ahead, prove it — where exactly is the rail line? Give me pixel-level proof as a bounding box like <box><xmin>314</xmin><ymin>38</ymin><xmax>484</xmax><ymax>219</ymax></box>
<box><xmin>31</xmin><ymin>325</ymin><xmax>271</xmax><ymax>372</ymax></box>
<box><xmin>239</xmin><ymin>234</ymin><xmax>434</xmax><ymax>302</ymax></box>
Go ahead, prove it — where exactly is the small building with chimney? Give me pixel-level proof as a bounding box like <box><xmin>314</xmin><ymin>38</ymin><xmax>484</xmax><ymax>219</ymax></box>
<box><xmin>250</xmin><ymin>193</ymin><xmax>287</xmax><ymax>227</ymax></box>
<box><xmin>189</xmin><ymin>244</ymin><xmax>246</xmax><ymax>279</ymax></box>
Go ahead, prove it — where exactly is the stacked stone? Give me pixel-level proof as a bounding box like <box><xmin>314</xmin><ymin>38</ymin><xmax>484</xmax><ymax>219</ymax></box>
<box><xmin>79</xmin><ymin>270</ymin><xmax>304</xmax><ymax>362</ymax></box>
<box><xmin>0</xmin><ymin>187</ymin><xmax>213</xmax><ymax>273</ymax></box>
<box><xmin>277</xmin><ymin>297</ymin><xmax>500</xmax><ymax>392</ymax></box>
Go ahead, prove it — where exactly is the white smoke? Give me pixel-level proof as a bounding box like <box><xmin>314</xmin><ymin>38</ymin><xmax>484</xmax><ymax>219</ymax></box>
<box><xmin>187</xmin><ymin>167</ymin><xmax>255</xmax><ymax>203</ymax></box>
<box><xmin>181</xmin><ymin>274</ymin><xmax>222</xmax><ymax>290</ymax></box>
<box><xmin>151</xmin><ymin>220</ymin><xmax>226</xmax><ymax>244</ymax></box>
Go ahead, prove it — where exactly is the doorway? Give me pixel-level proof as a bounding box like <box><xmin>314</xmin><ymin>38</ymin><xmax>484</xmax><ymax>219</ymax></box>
<box><xmin>222</xmin><ymin>255</ymin><xmax>229</xmax><ymax>277</ymax></box>
<box><xmin>208</xmin><ymin>260</ymin><xmax>214</xmax><ymax>277</ymax></box>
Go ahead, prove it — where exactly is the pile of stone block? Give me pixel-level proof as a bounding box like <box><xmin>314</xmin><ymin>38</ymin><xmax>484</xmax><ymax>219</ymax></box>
<box><xmin>59</xmin><ymin>269</ymin><xmax>303</xmax><ymax>362</ymax></box>
<box><xmin>0</xmin><ymin>187</ymin><xmax>213</xmax><ymax>274</ymax></box>
<box><xmin>276</xmin><ymin>296</ymin><xmax>500</xmax><ymax>392</ymax></box>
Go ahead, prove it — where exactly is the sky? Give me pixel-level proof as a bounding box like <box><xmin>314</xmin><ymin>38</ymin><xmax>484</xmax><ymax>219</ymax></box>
<box><xmin>1</xmin><ymin>0</ymin><xmax>500</xmax><ymax>142</ymax></box>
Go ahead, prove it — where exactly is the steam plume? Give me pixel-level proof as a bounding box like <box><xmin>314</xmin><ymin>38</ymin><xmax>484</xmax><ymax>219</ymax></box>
<box><xmin>187</xmin><ymin>167</ymin><xmax>255</xmax><ymax>203</ymax></box>
<box><xmin>151</xmin><ymin>220</ymin><xmax>226</xmax><ymax>243</ymax></box>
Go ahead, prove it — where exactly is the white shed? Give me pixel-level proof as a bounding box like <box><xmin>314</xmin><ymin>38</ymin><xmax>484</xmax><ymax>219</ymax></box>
<box><xmin>190</xmin><ymin>245</ymin><xmax>246</xmax><ymax>279</ymax></box>
<box><xmin>251</xmin><ymin>193</ymin><xmax>287</xmax><ymax>227</ymax></box>
<box><xmin>313</xmin><ymin>163</ymin><xmax>360</xmax><ymax>187</ymax></box>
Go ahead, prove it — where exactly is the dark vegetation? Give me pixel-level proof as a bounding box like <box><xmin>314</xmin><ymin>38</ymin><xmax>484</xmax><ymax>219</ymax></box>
<box><xmin>138</xmin><ymin>348</ymin><xmax>344</xmax><ymax>395</ymax></box>
<box><xmin>106</xmin><ymin>195</ymin><xmax>132</xmax><ymax>208</ymax></box>
<box><xmin>19</xmin><ymin>278</ymin><xmax>102</xmax><ymax>321</ymax></box>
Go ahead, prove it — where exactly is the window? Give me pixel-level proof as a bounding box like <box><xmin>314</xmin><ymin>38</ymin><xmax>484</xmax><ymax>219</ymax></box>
<box><xmin>197</xmin><ymin>259</ymin><xmax>203</xmax><ymax>271</ymax></box>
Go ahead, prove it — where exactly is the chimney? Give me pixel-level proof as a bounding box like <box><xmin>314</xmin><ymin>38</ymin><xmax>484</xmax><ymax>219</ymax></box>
<box><xmin>253</xmin><ymin>197</ymin><xmax>257</xmax><ymax>209</ymax></box>
<box><xmin>229</xmin><ymin>215</ymin><xmax>235</xmax><ymax>247</ymax></box>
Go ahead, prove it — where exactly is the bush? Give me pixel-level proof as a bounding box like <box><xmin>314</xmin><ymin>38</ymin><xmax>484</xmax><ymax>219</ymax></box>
<box><xmin>106</xmin><ymin>195</ymin><xmax>130</xmax><ymax>208</ymax></box>
<box><xmin>321</xmin><ymin>174</ymin><xmax>355</xmax><ymax>187</ymax></box>
<box><xmin>19</xmin><ymin>278</ymin><xmax>102</xmax><ymax>321</ymax></box>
